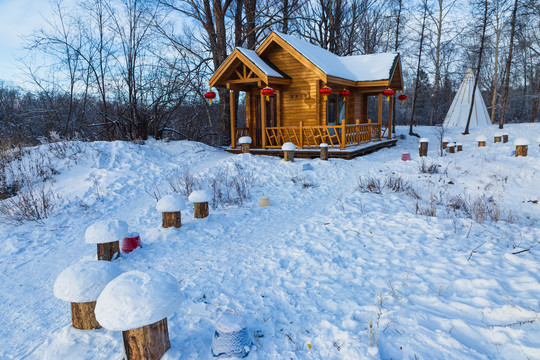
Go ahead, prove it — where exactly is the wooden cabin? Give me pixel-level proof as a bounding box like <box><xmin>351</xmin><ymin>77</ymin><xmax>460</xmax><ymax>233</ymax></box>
<box><xmin>209</xmin><ymin>31</ymin><xmax>404</xmax><ymax>154</ymax></box>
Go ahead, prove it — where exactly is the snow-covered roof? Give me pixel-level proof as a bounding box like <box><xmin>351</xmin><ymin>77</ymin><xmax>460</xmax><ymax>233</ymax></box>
<box><xmin>156</xmin><ymin>193</ymin><xmax>187</xmax><ymax>212</ymax></box>
<box><xmin>273</xmin><ymin>32</ymin><xmax>398</xmax><ymax>82</ymax></box>
<box><xmin>54</xmin><ymin>261</ymin><xmax>123</xmax><ymax>303</ymax></box>
<box><xmin>95</xmin><ymin>270</ymin><xmax>181</xmax><ymax>331</ymax></box>
<box><xmin>237</xmin><ymin>48</ymin><xmax>285</xmax><ymax>78</ymax></box>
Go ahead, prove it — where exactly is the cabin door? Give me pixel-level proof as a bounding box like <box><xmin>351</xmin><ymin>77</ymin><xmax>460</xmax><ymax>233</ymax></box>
<box><xmin>255</xmin><ymin>95</ymin><xmax>276</xmax><ymax>147</ymax></box>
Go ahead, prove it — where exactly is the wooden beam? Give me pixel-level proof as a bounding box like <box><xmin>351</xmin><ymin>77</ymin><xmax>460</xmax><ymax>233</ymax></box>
<box><xmin>388</xmin><ymin>94</ymin><xmax>393</xmax><ymax>140</ymax></box>
<box><xmin>228</xmin><ymin>78</ymin><xmax>260</xmax><ymax>84</ymax></box>
<box><xmin>226</xmin><ymin>83</ymin><xmax>252</xmax><ymax>91</ymax></box>
<box><xmin>316</xmin><ymin>80</ymin><xmax>321</xmax><ymax>125</ymax></box>
<box><xmin>276</xmin><ymin>89</ymin><xmax>281</xmax><ymax>126</ymax></box>
<box><xmin>267</xmin><ymin>77</ymin><xmax>292</xmax><ymax>85</ymax></box>
<box><xmin>246</xmin><ymin>92</ymin><xmax>252</xmax><ymax>140</ymax></box>
<box><xmin>230</xmin><ymin>90</ymin><xmax>236</xmax><ymax>149</ymax></box>
<box><xmin>378</xmin><ymin>94</ymin><xmax>383</xmax><ymax>126</ymax></box>
<box><xmin>261</xmin><ymin>92</ymin><xmax>267</xmax><ymax>149</ymax></box>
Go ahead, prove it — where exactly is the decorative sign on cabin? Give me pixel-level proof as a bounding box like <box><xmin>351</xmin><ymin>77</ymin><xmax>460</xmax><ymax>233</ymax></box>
<box><xmin>289</xmin><ymin>92</ymin><xmax>310</xmax><ymax>100</ymax></box>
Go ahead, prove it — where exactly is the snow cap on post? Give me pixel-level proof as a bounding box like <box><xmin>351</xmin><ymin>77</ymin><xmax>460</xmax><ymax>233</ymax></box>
<box><xmin>319</xmin><ymin>143</ymin><xmax>329</xmax><ymax>148</ymax></box>
<box><xmin>514</xmin><ymin>138</ymin><xmax>530</xmax><ymax>146</ymax></box>
<box><xmin>188</xmin><ymin>189</ymin><xmax>212</xmax><ymax>203</ymax></box>
<box><xmin>281</xmin><ymin>142</ymin><xmax>296</xmax><ymax>151</ymax></box>
<box><xmin>95</xmin><ymin>270</ymin><xmax>181</xmax><ymax>331</ymax></box>
<box><xmin>85</xmin><ymin>219</ymin><xmax>129</xmax><ymax>244</ymax></box>
<box><xmin>238</xmin><ymin>136</ymin><xmax>252</xmax><ymax>145</ymax></box>
<box><xmin>156</xmin><ymin>194</ymin><xmax>187</xmax><ymax>212</ymax></box>
<box><xmin>442</xmin><ymin>137</ymin><xmax>452</xmax><ymax>142</ymax></box>
<box><xmin>475</xmin><ymin>135</ymin><xmax>488</xmax><ymax>142</ymax></box>
<box><xmin>54</xmin><ymin>261</ymin><xmax>123</xmax><ymax>303</ymax></box>
<box><xmin>419</xmin><ymin>138</ymin><xmax>429</xmax><ymax>143</ymax></box>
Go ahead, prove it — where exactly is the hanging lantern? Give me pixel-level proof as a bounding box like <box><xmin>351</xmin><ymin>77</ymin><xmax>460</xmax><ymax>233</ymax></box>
<box><xmin>338</xmin><ymin>89</ymin><xmax>350</xmax><ymax>102</ymax></box>
<box><xmin>320</xmin><ymin>86</ymin><xmax>332</xmax><ymax>101</ymax></box>
<box><xmin>261</xmin><ymin>86</ymin><xmax>274</xmax><ymax>101</ymax></box>
<box><xmin>398</xmin><ymin>93</ymin><xmax>407</xmax><ymax>105</ymax></box>
<box><xmin>382</xmin><ymin>88</ymin><xmax>395</xmax><ymax>101</ymax></box>
<box><xmin>204</xmin><ymin>90</ymin><xmax>216</xmax><ymax>104</ymax></box>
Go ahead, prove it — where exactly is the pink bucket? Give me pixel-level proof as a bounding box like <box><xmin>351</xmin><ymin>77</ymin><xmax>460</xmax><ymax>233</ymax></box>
<box><xmin>401</xmin><ymin>153</ymin><xmax>411</xmax><ymax>161</ymax></box>
<box><xmin>122</xmin><ymin>232</ymin><xmax>141</xmax><ymax>253</ymax></box>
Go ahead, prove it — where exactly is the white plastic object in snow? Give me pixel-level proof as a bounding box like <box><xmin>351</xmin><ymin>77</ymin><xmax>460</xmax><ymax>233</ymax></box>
<box><xmin>419</xmin><ymin>138</ymin><xmax>429</xmax><ymax>143</ymax></box>
<box><xmin>475</xmin><ymin>135</ymin><xmax>488</xmax><ymax>142</ymax></box>
<box><xmin>54</xmin><ymin>261</ymin><xmax>122</xmax><ymax>303</ymax></box>
<box><xmin>514</xmin><ymin>138</ymin><xmax>530</xmax><ymax>146</ymax></box>
<box><xmin>319</xmin><ymin>143</ymin><xmax>329</xmax><ymax>148</ymax></box>
<box><xmin>188</xmin><ymin>190</ymin><xmax>212</xmax><ymax>203</ymax></box>
<box><xmin>95</xmin><ymin>270</ymin><xmax>181</xmax><ymax>331</ymax></box>
<box><xmin>156</xmin><ymin>194</ymin><xmax>187</xmax><ymax>212</ymax></box>
<box><xmin>238</xmin><ymin>136</ymin><xmax>252</xmax><ymax>145</ymax></box>
<box><xmin>442</xmin><ymin>137</ymin><xmax>452</xmax><ymax>142</ymax></box>
<box><xmin>282</xmin><ymin>142</ymin><xmax>296</xmax><ymax>151</ymax></box>
<box><xmin>85</xmin><ymin>219</ymin><xmax>129</xmax><ymax>244</ymax></box>
<box><xmin>211</xmin><ymin>314</ymin><xmax>251</xmax><ymax>358</ymax></box>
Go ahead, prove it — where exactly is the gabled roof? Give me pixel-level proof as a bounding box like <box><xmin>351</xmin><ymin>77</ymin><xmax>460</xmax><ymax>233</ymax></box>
<box><xmin>236</xmin><ymin>48</ymin><xmax>287</xmax><ymax>79</ymax></box>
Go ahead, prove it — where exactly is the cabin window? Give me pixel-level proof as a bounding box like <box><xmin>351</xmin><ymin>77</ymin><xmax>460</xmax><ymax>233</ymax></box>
<box><xmin>327</xmin><ymin>94</ymin><xmax>346</xmax><ymax>126</ymax></box>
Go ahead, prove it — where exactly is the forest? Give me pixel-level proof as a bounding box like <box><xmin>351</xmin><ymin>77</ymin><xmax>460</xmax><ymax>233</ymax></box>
<box><xmin>0</xmin><ymin>0</ymin><xmax>538</xmax><ymax>146</ymax></box>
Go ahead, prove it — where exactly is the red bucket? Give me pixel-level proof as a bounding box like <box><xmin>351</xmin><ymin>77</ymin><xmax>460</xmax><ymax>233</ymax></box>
<box><xmin>401</xmin><ymin>153</ymin><xmax>411</xmax><ymax>161</ymax></box>
<box><xmin>122</xmin><ymin>232</ymin><xmax>142</xmax><ymax>253</ymax></box>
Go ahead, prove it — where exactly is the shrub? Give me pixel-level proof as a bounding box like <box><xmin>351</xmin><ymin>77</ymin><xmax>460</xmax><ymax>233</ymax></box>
<box><xmin>0</xmin><ymin>181</ymin><xmax>63</xmax><ymax>223</ymax></box>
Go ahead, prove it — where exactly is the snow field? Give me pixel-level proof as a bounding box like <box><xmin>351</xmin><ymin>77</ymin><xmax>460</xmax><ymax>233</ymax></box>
<box><xmin>0</xmin><ymin>124</ymin><xmax>539</xmax><ymax>359</ymax></box>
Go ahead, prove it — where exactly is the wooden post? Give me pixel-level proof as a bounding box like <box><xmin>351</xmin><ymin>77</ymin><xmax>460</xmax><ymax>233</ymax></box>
<box><xmin>162</xmin><ymin>212</ymin><xmax>181</xmax><ymax>228</ymax></box>
<box><xmin>340</xmin><ymin>121</ymin><xmax>346</xmax><ymax>150</ymax></box>
<box><xmin>502</xmin><ymin>134</ymin><xmax>508</xmax><ymax>143</ymax></box>
<box><xmin>442</xmin><ymin>141</ymin><xmax>449</xmax><ymax>149</ymax></box>
<box><xmin>377</xmin><ymin>94</ymin><xmax>382</xmax><ymax>139</ymax></box>
<box><xmin>419</xmin><ymin>140</ymin><xmax>428</xmax><ymax>157</ymax></box>
<box><xmin>284</xmin><ymin>150</ymin><xmax>294</xmax><ymax>161</ymax></box>
<box><xmin>388</xmin><ymin>94</ymin><xmax>393</xmax><ymax>139</ymax></box>
<box><xmin>448</xmin><ymin>144</ymin><xmax>456</xmax><ymax>153</ymax></box>
<box><xmin>246</xmin><ymin>92</ymin><xmax>252</xmax><ymax>140</ymax></box>
<box><xmin>194</xmin><ymin>202</ymin><xmax>209</xmax><ymax>218</ymax></box>
<box><xmin>241</xmin><ymin>143</ymin><xmax>250</xmax><ymax>153</ymax></box>
<box><xmin>356</xmin><ymin>119</ymin><xmax>360</xmax><ymax>144</ymax></box>
<box><xmin>299</xmin><ymin>121</ymin><xmax>304</xmax><ymax>149</ymax></box>
<box><xmin>478</xmin><ymin>141</ymin><xmax>486</xmax><ymax>147</ymax></box>
<box><xmin>457</xmin><ymin>144</ymin><xmax>463</xmax><ymax>151</ymax></box>
<box><xmin>494</xmin><ymin>135</ymin><xmax>501</xmax><ymax>143</ymax></box>
<box><xmin>122</xmin><ymin>318</ymin><xmax>170</xmax><ymax>360</ymax></box>
<box><xmin>230</xmin><ymin>90</ymin><xmax>236</xmax><ymax>149</ymax></box>
<box><xmin>367</xmin><ymin>119</ymin><xmax>372</xmax><ymax>141</ymax></box>
<box><xmin>261</xmin><ymin>91</ymin><xmax>267</xmax><ymax>149</ymax></box>
<box><xmin>320</xmin><ymin>145</ymin><xmax>328</xmax><ymax>160</ymax></box>
<box><xmin>97</xmin><ymin>241</ymin><xmax>120</xmax><ymax>261</ymax></box>
<box><xmin>71</xmin><ymin>301</ymin><xmax>101</xmax><ymax>330</ymax></box>
<box><xmin>515</xmin><ymin>145</ymin><xmax>528</xmax><ymax>157</ymax></box>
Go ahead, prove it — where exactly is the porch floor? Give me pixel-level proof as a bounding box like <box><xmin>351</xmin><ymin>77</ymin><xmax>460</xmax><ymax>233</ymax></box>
<box><xmin>226</xmin><ymin>139</ymin><xmax>397</xmax><ymax>159</ymax></box>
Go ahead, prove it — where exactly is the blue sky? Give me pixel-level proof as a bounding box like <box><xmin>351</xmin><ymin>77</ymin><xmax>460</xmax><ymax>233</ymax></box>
<box><xmin>0</xmin><ymin>0</ymin><xmax>51</xmax><ymax>84</ymax></box>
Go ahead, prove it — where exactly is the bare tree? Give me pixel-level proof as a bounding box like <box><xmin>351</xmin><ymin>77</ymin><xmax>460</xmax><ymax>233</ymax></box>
<box><xmin>409</xmin><ymin>1</ymin><xmax>428</xmax><ymax>137</ymax></box>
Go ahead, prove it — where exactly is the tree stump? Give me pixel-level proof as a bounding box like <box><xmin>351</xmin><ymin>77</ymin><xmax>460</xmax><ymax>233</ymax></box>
<box><xmin>71</xmin><ymin>301</ymin><xmax>101</xmax><ymax>330</ymax></box>
<box><xmin>241</xmin><ymin>143</ymin><xmax>250</xmax><ymax>154</ymax></box>
<box><xmin>457</xmin><ymin>144</ymin><xmax>463</xmax><ymax>152</ymax></box>
<box><xmin>478</xmin><ymin>141</ymin><xmax>486</xmax><ymax>147</ymax></box>
<box><xmin>515</xmin><ymin>145</ymin><xmax>528</xmax><ymax>157</ymax></box>
<box><xmin>494</xmin><ymin>136</ymin><xmax>502</xmax><ymax>143</ymax></box>
<box><xmin>194</xmin><ymin>202</ymin><xmax>209</xmax><ymax>218</ymax></box>
<box><xmin>122</xmin><ymin>318</ymin><xmax>170</xmax><ymax>360</ymax></box>
<box><xmin>442</xmin><ymin>141</ymin><xmax>449</xmax><ymax>150</ymax></box>
<box><xmin>419</xmin><ymin>141</ymin><xmax>428</xmax><ymax>157</ymax></box>
<box><xmin>320</xmin><ymin>146</ymin><xmax>328</xmax><ymax>161</ymax></box>
<box><xmin>284</xmin><ymin>150</ymin><xmax>294</xmax><ymax>161</ymax></box>
<box><xmin>162</xmin><ymin>211</ymin><xmax>181</xmax><ymax>228</ymax></box>
<box><xmin>503</xmin><ymin>134</ymin><xmax>508</xmax><ymax>143</ymax></box>
<box><xmin>97</xmin><ymin>241</ymin><xmax>120</xmax><ymax>261</ymax></box>
<box><xmin>448</xmin><ymin>144</ymin><xmax>456</xmax><ymax>153</ymax></box>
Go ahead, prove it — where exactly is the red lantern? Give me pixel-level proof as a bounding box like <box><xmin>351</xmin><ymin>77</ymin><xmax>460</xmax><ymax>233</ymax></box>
<box><xmin>204</xmin><ymin>90</ymin><xmax>216</xmax><ymax>104</ymax></box>
<box><xmin>398</xmin><ymin>93</ymin><xmax>407</xmax><ymax>105</ymax></box>
<box><xmin>338</xmin><ymin>89</ymin><xmax>350</xmax><ymax>102</ymax></box>
<box><xmin>261</xmin><ymin>86</ymin><xmax>274</xmax><ymax>101</ymax></box>
<box><xmin>320</xmin><ymin>86</ymin><xmax>332</xmax><ymax>101</ymax></box>
<box><xmin>383</xmin><ymin>88</ymin><xmax>395</xmax><ymax>101</ymax></box>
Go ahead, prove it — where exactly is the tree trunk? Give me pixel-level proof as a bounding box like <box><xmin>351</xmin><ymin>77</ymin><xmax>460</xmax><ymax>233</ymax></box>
<box><xmin>122</xmin><ymin>318</ymin><xmax>170</xmax><ymax>360</ymax></box>
<box><xmin>194</xmin><ymin>202</ymin><xmax>209</xmax><ymax>218</ymax></box>
<box><xmin>97</xmin><ymin>241</ymin><xmax>120</xmax><ymax>261</ymax></box>
<box><xmin>71</xmin><ymin>301</ymin><xmax>101</xmax><ymax>330</ymax></box>
<box><xmin>392</xmin><ymin>0</ymin><xmax>402</xmax><ymax>133</ymax></box>
<box><xmin>490</xmin><ymin>0</ymin><xmax>501</xmax><ymax>124</ymax></box>
<box><xmin>162</xmin><ymin>211</ymin><xmax>181</xmax><ymax>228</ymax></box>
<box><xmin>409</xmin><ymin>2</ymin><xmax>427</xmax><ymax>137</ymax></box>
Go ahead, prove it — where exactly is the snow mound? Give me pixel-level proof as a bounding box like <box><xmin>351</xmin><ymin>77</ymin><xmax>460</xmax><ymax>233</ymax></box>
<box><xmin>238</xmin><ymin>136</ymin><xmax>252</xmax><ymax>145</ymax></box>
<box><xmin>442</xmin><ymin>137</ymin><xmax>452</xmax><ymax>142</ymax></box>
<box><xmin>319</xmin><ymin>143</ymin><xmax>329</xmax><ymax>148</ymax></box>
<box><xmin>54</xmin><ymin>261</ymin><xmax>123</xmax><ymax>303</ymax></box>
<box><xmin>156</xmin><ymin>194</ymin><xmax>187</xmax><ymax>212</ymax></box>
<box><xmin>514</xmin><ymin>138</ymin><xmax>530</xmax><ymax>146</ymax></box>
<box><xmin>282</xmin><ymin>142</ymin><xmax>296</xmax><ymax>151</ymax></box>
<box><xmin>456</xmin><ymin>142</ymin><xmax>463</xmax><ymax>146</ymax></box>
<box><xmin>85</xmin><ymin>219</ymin><xmax>129</xmax><ymax>244</ymax></box>
<box><xmin>188</xmin><ymin>190</ymin><xmax>212</xmax><ymax>203</ymax></box>
<box><xmin>494</xmin><ymin>132</ymin><xmax>503</xmax><ymax>137</ymax></box>
<box><xmin>447</xmin><ymin>142</ymin><xmax>456</xmax><ymax>147</ymax></box>
<box><xmin>419</xmin><ymin>138</ymin><xmax>429</xmax><ymax>143</ymax></box>
<box><xmin>211</xmin><ymin>314</ymin><xmax>251</xmax><ymax>359</ymax></box>
<box><xmin>475</xmin><ymin>135</ymin><xmax>487</xmax><ymax>142</ymax></box>
<box><xmin>95</xmin><ymin>270</ymin><xmax>181</xmax><ymax>331</ymax></box>
<box><xmin>536</xmin><ymin>137</ymin><xmax>540</xmax><ymax>143</ymax></box>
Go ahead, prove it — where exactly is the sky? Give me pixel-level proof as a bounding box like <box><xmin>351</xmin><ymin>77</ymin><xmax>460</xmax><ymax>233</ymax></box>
<box><xmin>0</xmin><ymin>0</ymin><xmax>51</xmax><ymax>85</ymax></box>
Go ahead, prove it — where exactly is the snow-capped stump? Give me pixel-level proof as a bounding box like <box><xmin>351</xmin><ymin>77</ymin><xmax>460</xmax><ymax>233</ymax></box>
<box><xmin>85</xmin><ymin>219</ymin><xmax>129</xmax><ymax>261</ymax></box>
<box><xmin>475</xmin><ymin>135</ymin><xmax>487</xmax><ymax>147</ymax></box>
<box><xmin>54</xmin><ymin>261</ymin><xmax>122</xmax><ymax>330</ymax></box>
<box><xmin>456</xmin><ymin>142</ymin><xmax>463</xmax><ymax>152</ymax></box>
<box><xmin>156</xmin><ymin>193</ymin><xmax>187</xmax><ymax>228</ymax></box>
<box><xmin>447</xmin><ymin>142</ymin><xmax>456</xmax><ymax>154</ymax></box>
<box><xmin>319</xmin><ymin>143</ymin><xmax>329</xmax><ymax>161</ymax></box>
<box><xmin>238</xmin><ymin>136</ymin><xmax>252</xmax><ymax>154</ymax></box>
<box><xmin>514</xmin><ymin>138</ymin><xmax>529</xmax><ymax>157</ymax></box>
<box><xmin>419</xmin><ymin>138</ymin><xmax>429</xmax><ymax>157</ymax></box>
<box><xmin>442</xmin><ymin>136</ymin><xmax>452</xmax><ymax>150</ymax></box>
<box><xmin>503</xmin><ymin>133</ymin><xmax>509</xmax><ymax>143</ymax></box>
<box><xmin>189</xmin><ymin>190</ymin><xmax>212</xmax><ymax>218</ymax></box>
<box><xmin>494</xmin><ymin>132</ymin><xmax>502</xmax><ymax>143</ymax></box>
<box><xmin>95</xmin><ymin>270</ymin><xmax>181</xmax><ymax>360</ymax></box>
<box><xmin>122</xmin><ymin>232</ymin><xmax>142</xmax><ymax>253</ymax></box>
<box><xmin>282</xmin><ymin>142</ymin><xmax>296</xmax><ymax>162</ymax></box>
<box><xmin>211</xmin><ymin>314</ymin><xmax>251</xmax><ymax>359</ymax></box>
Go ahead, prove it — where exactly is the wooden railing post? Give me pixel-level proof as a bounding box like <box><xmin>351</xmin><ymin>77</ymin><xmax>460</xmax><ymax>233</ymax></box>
<box><xmin>340</xmin><ymin>121</ymin><xmax>346</xmax><ymax>150</ymax></box>
<box><xmin>388</xmin><ymin>94</ymin><xmax>393</xmax><ymax>139</ymax></box>
<box><xmin>230</xmin><ymin>90</ymin><xmax>236</xmax><ymax>149</ymax></box>
<box><xmin>299</xmin><ymin>121</ymin><xmax>304</xmax><ymax>149</ymax></box>
<box><xmin>356</xmin><ymin>120</ymin><xmax>360</xmax><ymax>144</ymax></box>
<box><xmin>261</xmin><ymin>92</ymin><xmax>266</xmax><ymax>149</ymax></box>
<box><xmin>368</xmin><ymin>119</ymin><xmax>372</xmax><ymax>142</ymax></box>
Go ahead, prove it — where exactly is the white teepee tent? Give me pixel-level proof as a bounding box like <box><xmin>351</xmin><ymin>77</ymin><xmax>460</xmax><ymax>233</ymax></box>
<box><xmin>443</xmin><ymin>69</ymin><xmax>492</xmax><ymax>128</ymax></box>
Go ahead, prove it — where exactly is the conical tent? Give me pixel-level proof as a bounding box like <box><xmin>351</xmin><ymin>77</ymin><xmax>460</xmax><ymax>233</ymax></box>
<box><xmin>443</xmin><ymin>69</ymin><xmax>492</xmax><ymax>128</ymax></box>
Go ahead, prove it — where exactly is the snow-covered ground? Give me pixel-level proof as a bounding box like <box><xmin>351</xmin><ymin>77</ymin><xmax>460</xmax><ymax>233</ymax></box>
<box><xmin>1</xmin><ymin>124</ymin><xmax>539</xmax><ymax>359</ymax></box>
